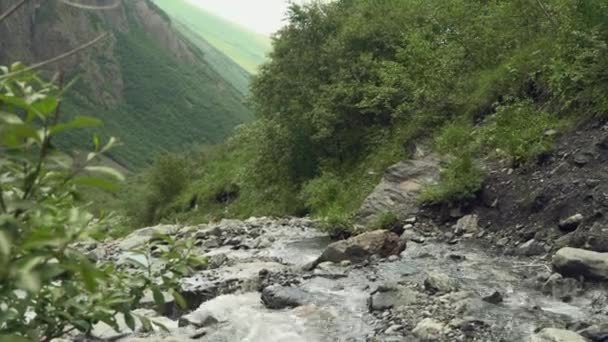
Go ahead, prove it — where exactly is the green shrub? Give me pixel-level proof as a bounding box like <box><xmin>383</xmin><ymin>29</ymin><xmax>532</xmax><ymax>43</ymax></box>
<box><xmin>300</xmin><ymin>172</ymin><xmax>342</xmax><ymax>216</ymax></box>
<box><xmin>318</xmin><ymin>206</ymin><xmax>354</xmax><ymax>238</ymax></box>
<box><xmin>479</xmin><ymin>100</ymin><xmax>560</xmax><ymax>164</ymax></box>
<box><xmin>420</xmin><ymin>155</ymin><xmax>484</xmax><ymax>205</ymax></box>
<box><xmin>0</xmin><ymin>65</ymin><xmax>203</xmax><ymax>341</ymax></box>
<box><xmin>370</xmin><ymin>211</ymin><xmax>400</xmax><ymax>231</ymax></box>
<box><xmin>435</xmin><ymin>120</ymin><xmax>477</xmax><ymax>156</ymax></box>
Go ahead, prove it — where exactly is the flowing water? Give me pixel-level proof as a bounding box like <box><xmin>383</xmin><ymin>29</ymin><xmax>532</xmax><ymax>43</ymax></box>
<box><xmin>172</xmin><ymin>222</ymin><xmax>603</xmax><ymax>342</ymax></box>
<box><xmin>106</xmin><ymin>220</ymin><xmax>605</xmax><ymax>342</ymax></box>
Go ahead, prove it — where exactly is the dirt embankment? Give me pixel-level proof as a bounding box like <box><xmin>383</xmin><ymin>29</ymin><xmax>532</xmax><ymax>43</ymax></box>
<box><xmin>428</xmin><ymin>118</ymin><xmax>608</xmax><ymax>254</ymax></box>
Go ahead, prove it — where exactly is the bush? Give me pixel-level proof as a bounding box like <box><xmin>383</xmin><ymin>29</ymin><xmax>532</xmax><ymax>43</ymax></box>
<box><xmin>479</xmin><ymin>100</ymin><xmax>560</xmax><ymax>165</ymax></box>
<box><xmin>318</xmin><ymin>206</ymin><xmax>354</xmax><ymax>239</ymax></box>
<box><xmin>0</xmin><ymin>65</ymin><xmax>203</xmax><ymax>341</ymax></box>
<box><xmin>420</xmin><ymin>155</ymin><xmax>484</xmax><ymax>205</ymax></box>
<box><xmin>370</xmin><ymin>211</ymin><xmax>400</xmax><ymax>231</ymax></box>
<box><xmin>300</xmin><ymin>172</ymin><xmax>342</xmax><ymax>216</ymax></box>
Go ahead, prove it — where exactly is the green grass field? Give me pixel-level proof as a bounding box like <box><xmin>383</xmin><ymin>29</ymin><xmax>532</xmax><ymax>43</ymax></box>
<box><xmin>152</xmin><ymin>0</ymin><xmax>272</xmax><ymax>74</ymax></box>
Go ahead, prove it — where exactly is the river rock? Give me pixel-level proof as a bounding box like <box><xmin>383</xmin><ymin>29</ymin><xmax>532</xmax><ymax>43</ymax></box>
<box><xmin>454</xmin><ymin>215</ymin><xmax>479</xmax><ymax>235</ymax></box>
<box><xmin>413</xmin><ymin>318</ymin><xmax>446</xmax><ymax>340</ymax></box>
<box><xmin>368</xmin><ymin>284</ymin><xmax>420</xmax><ymax>311</ymax></box>
<box><xmin>541</xmin><ymin>273</ymin><xmax>581</xmax><ymax>300</ymax></box>
<box><xmin>552</xmin><ymin>247</ymin><xmax>608</xmax><ymax>280</ymax></box>
<box><xmin>118</xmin><ymin>225</ymin><xmax>180</xmax><ymax>250</ymax></box>
<box><xmin>529</xmin><ymin>328</ymin><xmax>587</xmax><ymax>342</ymax></box>
<box><xmin>585</xmin><ymin>223</ymin><xmax>608</xmax><ymax>253</ymax></box>
<box><xmin>579</xmin><ymin>322</ymin><xmax>608</xmax><ymax>341</ymax></box>
<box><xmin>517</xmin><ymin>239</ymin><xmax>546</xmax><ymax>256</ymax></box>
<box><xmin>178</xmin><ymin>310</ymin><xmax>219</xmax><ymax>328</ymax></box>
<box><xmin>261</xmin><ymin>285</ymin><xmax>311</xmax><ymax>309</ymax></box>
<box><xmin>424</xmin><ymin>272</ymin><xmax>458</xmax><ymax>294</ymax></box>
<box><xmin>559</xmin><ymin>214</ymin><xmax>584</xmax><ymax>232</ymax></box>
<box><xmin>356</xmin><ymin>157</ymin><xmax>440</xmax><ymax>224</ymax></box>
<box><xmin>316</xmin><ymin>230</ymin><xmax>406</xmax><ymax>264</ymax></box>
<box><xmin>482</xmin><ymin>290</ymin><xmax>504</xmax><ymax>304</ymax></box>
<box><xmin>401</xmin><ymin>229</ymin><xmax>426</xmax><ymax>243</ymax></box>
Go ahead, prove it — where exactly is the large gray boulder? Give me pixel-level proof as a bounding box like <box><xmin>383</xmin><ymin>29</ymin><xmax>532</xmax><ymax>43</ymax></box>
<box><xmin>261</xmin><ymin>285</ymin><xmax>311</xmax><ymax>309</ymax></box>
<box><xmin>552</xmin><ymin>247</ymin><xmax>608</xmax><ymax>280</ymax></box>
<box><xmin>529</xmin><ymin>328</ymin><xmax>587</xmax><ymax>342</ymax></box>
<box><xmin>357</xmin><ymin>157</ymin><xmax>440</xmax><ymax>224</ymax></box>
<box><xmin>316</xmin><ymin>230</ymin><xmax>406</xmax><ymax>264</ymax></box>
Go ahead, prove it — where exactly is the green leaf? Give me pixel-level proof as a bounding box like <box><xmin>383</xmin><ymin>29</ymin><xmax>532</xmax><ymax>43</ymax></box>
<box><xmin>71</xmin><ymin>319</ymin><xmax>91</xmax><ymax>332</ymax></box>
<box><xmin>124</xmin><ymin>312</ymin><xmax>136</xmax><ymax>331</ymax></box>
<box><xmin>22</xmin><ymin>229</ymin><xmax>65</xmax><ymax>250</ymax></box>
<box><xmin>100</xmin><ymin>136</ymin><xmax>119</xmax><ymax>153</ymax></box>
<box><xmin>0</xmin><ymin>111</ymin><xmax>23</xmax><ymax>124</ymax></box>
<box><xmin>79</xmin><ymin>258</ymin><xmax>100</xmax><ymax>292</ymax></box>
<box><xmin>84</xmin><ymin>166</ymin><xmax>125</xmax><ymax>182</ymax></box>
<box><xmin>170</xmin><ymin>289</ymin><xmax>187</xmax><ymax>310</ymax></box>
<box><xmin>31</xmin><ymin>96</ymin><xmax>58</xmax><ymax>117</ymax></box>
<box><xmin>139</xmin><ymin>316</ymin><xmax>153</xmax><ymax>332</ymax></box>
<box><xmin>49</xmin><ymin>115</ymin><xmax>103</xmax><ymax>135</ymax></box>
<box><xmin>152</xmin><ymin>319</ymin><xmax>169</xmax><ymax>332</ymax></box>
<box><xmin>18</xmin><ymin>270</ymin><xmax>40</xmax><ymax>292</ymax></box>
<box><xmin>73</xmin><ymin>176</ymin><xmax>119</xmax><ymax>192</ymax></box>
<box><xmin>151</xmin><ymin>285</ymin><xmax>165</xmax><ymax>309</ymax></box>
<box><xmin>0</xmin><ymin>231</ymin><xmax>11</xmax><ymax>256</ymax></box>
<box><xmin>93</xmin><ymin>134</ymin><xmax>100</xmax><ymax>150</ymax></box>
<box><xmin>0</xmin><ymin>124</ymin><xmax>41</xmax><ymax>146</ymax></box>
<box><xmin>0</xmin><ymin>94</ymin><xmax>31</xmax><ymax>111</ymax></box>
<box><xmin>151</xmin><ymin>233</ymin><xmax>174</xmax><ymax>245</ymax></box>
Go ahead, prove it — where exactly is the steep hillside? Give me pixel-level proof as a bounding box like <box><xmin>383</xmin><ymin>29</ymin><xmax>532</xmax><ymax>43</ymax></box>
<box><xmin>172</xmin><ymin>20</ymin><xmax>251</xmax><ymax>95</ymax></box>
<box><xmin>152</xmin><ymin>0</ymin><xmax>271</xmax><ymax>74</ymax></box>
<box><xmin>0</xmin><ymin>0</ymin><xmax>254</xmax><ymax>168</ymax></box>
<box><xmin>118</xmin><ymin>0</ymin><xmax>608</xmax><ymax>230</ymax></box>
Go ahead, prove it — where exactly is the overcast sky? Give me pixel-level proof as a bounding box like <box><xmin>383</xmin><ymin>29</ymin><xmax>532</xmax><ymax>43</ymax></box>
<box><xmin>185</xmin><ymin>0</ymin><xmax>299</xmax><ymax>36</ymax></box>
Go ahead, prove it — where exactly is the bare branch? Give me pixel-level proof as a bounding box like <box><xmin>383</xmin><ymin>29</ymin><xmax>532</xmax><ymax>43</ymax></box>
<box><xmin>59</xmin><ymin>0</ymin><xmax>121</xmax><ymax>11</ymax></box>
<box><xmin>0</xmin><ymin>32</ymin><xmax>110</xmax><ymax>80</ymax></box>
<box><xmin>0</xmin><ymin>0</ymin><xmax>29</xmax><ymax>23</ymax></box>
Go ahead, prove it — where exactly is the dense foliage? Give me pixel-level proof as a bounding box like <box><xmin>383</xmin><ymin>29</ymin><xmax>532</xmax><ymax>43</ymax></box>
<box><xmin>124</xmin><ymin>0</ymin><xmax>608</xmax><ymax>231</ymax></box>
<box><xmin>0</xmin><ymin>65</ymin><xmax>204</xmax><ymax>341</ymax></box>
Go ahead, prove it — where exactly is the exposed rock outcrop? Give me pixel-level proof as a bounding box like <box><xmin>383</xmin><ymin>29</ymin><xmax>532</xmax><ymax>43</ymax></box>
<box><xmin>552</xmin><ymin>247</ymin><xmax>608</xmax><ymax>280</ymax></box>
<box><xmin>357</xmin><ymin>157</ymin><xmax>440</xmax><ymax>224</ymax></box>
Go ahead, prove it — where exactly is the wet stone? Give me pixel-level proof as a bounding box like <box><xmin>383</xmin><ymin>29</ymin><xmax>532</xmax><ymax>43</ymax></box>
<box><xmin>261</xmin><ymin>285</ymin><xmax>311</xmax><ymax>309</ymax></box>
<box><xmin>482</xmin><ymin>290</ymin><xmax>503</xmax><ymax>304</ymax></box>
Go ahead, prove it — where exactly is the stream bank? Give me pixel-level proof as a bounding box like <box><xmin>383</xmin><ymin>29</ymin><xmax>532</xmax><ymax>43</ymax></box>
<box><xmin>75</xmin><ymin>217</ymin><xmax>608</xmax><ymax>342</ymax></box>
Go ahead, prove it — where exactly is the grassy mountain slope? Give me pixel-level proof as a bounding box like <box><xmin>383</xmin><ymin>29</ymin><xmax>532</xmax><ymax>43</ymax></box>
<box><xmin>152</xmin><ymin>0</ymin><xmax>271</xmax><ymax>74</ymax></box>
<box><xmin>119</xmin><ymin>0</ymin><xmax>608</xmax><ymax>230</ymax></box>
<box><xmin>172</xmin><ymin>21</ymin><xmax>251</xmax><ymax>95</ymax></box>
<box><xmin>0</xmin><ymin>0</ymin><xmax>254</xmax><ymax>169</ymax></box>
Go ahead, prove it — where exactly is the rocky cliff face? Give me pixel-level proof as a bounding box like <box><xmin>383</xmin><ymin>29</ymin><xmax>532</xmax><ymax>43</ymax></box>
<box><xmin>0</xmin><ymin>0</ymin><xmax>175</xmax><ymax>105</ymax></box>
<box><xmin>0</xmin><ymin>0</ymin><xmax>253</xmax><ymax>168</ymax></box>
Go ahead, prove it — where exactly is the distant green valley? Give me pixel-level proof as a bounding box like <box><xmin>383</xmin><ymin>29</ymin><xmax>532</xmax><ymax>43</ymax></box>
<box><xmin>0</xmin><ymin>0</ymin><xmax>257</xmax><ymax>169</ymax></box>
<box><xmin>152</xmin><ymin>0</ymin><xmax>272</xmax><ymax>75</ymax></box>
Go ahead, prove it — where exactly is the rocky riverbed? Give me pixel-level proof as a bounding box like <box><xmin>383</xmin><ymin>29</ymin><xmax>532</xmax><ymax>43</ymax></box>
<box><xmin>75</xmin><ymin>217</ymin><xmax>608</xmax><ymax>342</ymax></box>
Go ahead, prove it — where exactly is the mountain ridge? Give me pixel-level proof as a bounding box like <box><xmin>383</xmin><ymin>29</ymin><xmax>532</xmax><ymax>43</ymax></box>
<box><xmin>0</xmin><ymin>0</ymin><xmax>254</xmax><ymax>168</ymax></box>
